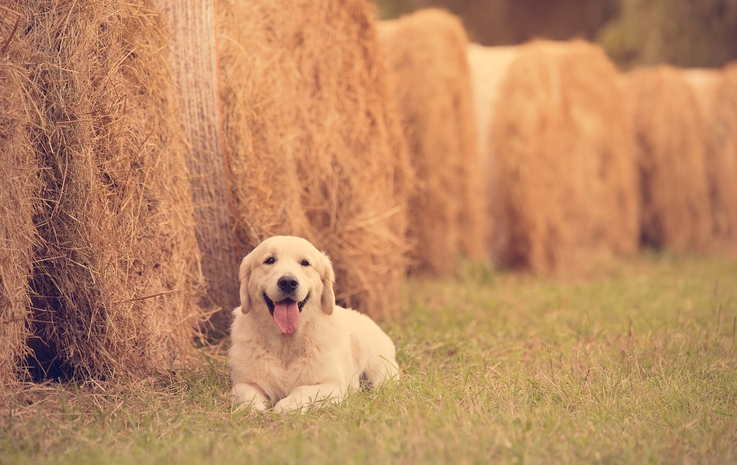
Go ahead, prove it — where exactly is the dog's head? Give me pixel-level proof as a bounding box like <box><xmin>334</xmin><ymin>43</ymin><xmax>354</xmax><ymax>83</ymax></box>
<box><xmin>238</xmin><ymin>236</ymin><xmax>336</xmax><ymax>335</ymax></box>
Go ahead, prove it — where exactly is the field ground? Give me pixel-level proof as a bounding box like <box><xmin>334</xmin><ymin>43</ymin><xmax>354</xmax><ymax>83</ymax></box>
<box><xmin>1</xmin><ymin>252</ymin><xmax>736</xmax><ymax>464</ymax></box>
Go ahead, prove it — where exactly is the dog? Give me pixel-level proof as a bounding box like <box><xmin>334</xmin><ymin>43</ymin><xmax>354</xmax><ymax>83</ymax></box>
<box><xmin>228</xmin><ymin>236</ymin><xmax>399</xmax><ymax>413</ymax></box>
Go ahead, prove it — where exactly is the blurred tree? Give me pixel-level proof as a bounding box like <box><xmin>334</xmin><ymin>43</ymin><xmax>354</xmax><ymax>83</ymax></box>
<box><xmin>372</xmin><ymin>0</ymin><xmax>737</xmax><ymax>67</ymax></box>
<box><xmin>598</xmin><ymin>0</ymin><xmax>737</xmax><ymax>68</ymax></box>
<box><xmin>372</xmin><ymin>0</ymin><xmax>619</xmax><ymax>45</ymax></box>
<box><xmin>373</xmin><ymin>0</ymin><xmax>408</xmax><ymax>19</ymax></box>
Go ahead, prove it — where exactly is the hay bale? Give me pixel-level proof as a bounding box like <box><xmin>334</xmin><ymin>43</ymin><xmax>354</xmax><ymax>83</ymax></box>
<box><xmin>708</xmin><ymin>64</ymin><xmax>737</xmax><ymax>246</ymax></box>
<box><xmin>683</xmin><ymin>67</ymin><xmax>737</xmax><ymax>248</ymax></box>
<box><xmin>467</xmin><ymin>43</ymin><xmax>520</xmax><ymax>260</ymax></box>
<box><xmin>153</xmin><ymin>0</ymin><xmax>241</xmax><ymax>331</ymax></box>
<box><xmin>216</xmin><ymin>0</ymin><xmax>313</xmax><ymax>247</ymax></box>
<box><xmin>624</xmin><ymin>66</ymin><xmax>712</xmax><ymax>252</ymax></box>
<box><xmin>218</xmin><ymin>0</ymin><xmax>411</xmax><ymax>319</ymax></box>
<box><xmin>467</xmin><ymin>44</ymin><xmax>519</xmax><ymax>173</ymax></box>
<box><xmin>0</xmin><ymin>19</ymin><xmax>37</xmax><ymax>385</ymax></box>
<box><xmin>379</xmin><ymin>9</ymin><xmax>487</xmax><ymax>276</ymax></box>
<box><xmin>15</xmin><ymin>0</ymin><xmax>203</xmax><ymax>380</ymax></box>
<box><xmin>683</xmin><ymin>68</ymin><xmax>722</xmax><ymax>121</ymax></box>
<box><xmin>491</xmin><ymin>40</ymin><xmax>639</xmax><ymax>272</ymax></box>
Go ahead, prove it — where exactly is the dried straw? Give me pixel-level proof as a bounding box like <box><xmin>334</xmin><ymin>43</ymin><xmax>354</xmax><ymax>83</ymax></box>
<box><xmin>379</xmin><ymin>9</ymin><xmax>487</xmax><ymax>276</ymax></box>
<box><xmin>706</xmin><ymin>64</ymin><xmax>737</xmax><ymax>248</ymax></box>
<box><xmin>683</xmin><ymin>68</ymin><xmax>722</xmax><ymax>121</ymax></box>
<box><xmin>218</xmin><ymin>0</ymin><xmax>411</xmax><ymax>319</ymax></box>
<box><xmin>467</xmin><ymin>43</ymin><xmax>519</xmax><ymax>261</ymax></box>
<box><xmin>0</xmin><ymin>13</ymin><xmax>37</xmax><ymax>386</ymax></box>
<box><xmin>15</xmin><ymin>0</ymin><xmax>203</xmax><ymax>380</ymax></box>
<box><xmin>624</xmin><ymin>66</ymin><xmax>712</xmax><ymax>252</ymax></box>
<box><xmin>153</xmin><ymin>0</ymin><xmax>240</xmax><ymax>333</ymax></box>
<box><xmin>492</xmin><ymin>40</ymin><xmax>639</xmax><ymax>272</ymax></box>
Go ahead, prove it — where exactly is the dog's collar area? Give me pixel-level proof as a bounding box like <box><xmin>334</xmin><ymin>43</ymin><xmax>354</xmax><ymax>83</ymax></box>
<box><xmin>263</xmin><ymin>292</ymin><xmax>309</xmax><ymax>315</ymax></box>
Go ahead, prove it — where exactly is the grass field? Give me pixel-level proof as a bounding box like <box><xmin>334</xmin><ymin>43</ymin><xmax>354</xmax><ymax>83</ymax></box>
<box><xmin>2</xmin><ymin>252</ymin><xmax>736</xmax><ymax>464</ymax></box>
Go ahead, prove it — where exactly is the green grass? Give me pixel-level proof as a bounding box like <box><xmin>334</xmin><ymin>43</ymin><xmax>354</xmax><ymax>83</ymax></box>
<box><xmin>2</xmin><ymin>252</ymin><xmax>736</xmax><ymax>464</ymax></box>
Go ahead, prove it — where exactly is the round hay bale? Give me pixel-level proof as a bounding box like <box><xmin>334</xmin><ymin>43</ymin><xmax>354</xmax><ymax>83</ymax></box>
<box><xmin>0</xmin><ymin>30</ymin><xmax>38</xmax><ymax>385</ymax></box>
<box><xmin>467</xmin><ymin>43</ymin><xmax>520</xmax><ymax>261</ymax></box>
<box><xmin>16</xmin><ymin>0</ymin><xmax>204</xmax><ymax>380</ymax></box>
<box><xmin>154</xmin><ymin>0</ymin><xmax>241</xmax><ymax>332</ymax></box>
<box><xmin>709</xmin><ymin>63</ymin><xmax>737</xmax><ymax>248</ymax></box>
<box><xmin>492</xmin><ymin>40</ymin><xmax>639</xmax><ymax>272</ymax></box>
<box><xmin>683</xmin><ymin>67</ymin><xmax>737</xmax><ymax>250</ymax></box>
<box><xmin>624</xmin><ymin>66</ymin><xmax>712</xmax><ymax>252</ymax></box>
<box><xmin>379</xmin><ymin>9</ymin><xmax>487</xmax><ymax>276</ymax></box>
<box><xmin>218</xmin><ymin>0</ymin><xmax>411</xmax><ymax>319</ymax></box>
<box><xmin>683</xmin><ymin>68</ymin><xmax>722</xmax><ymax>122</ymax></box>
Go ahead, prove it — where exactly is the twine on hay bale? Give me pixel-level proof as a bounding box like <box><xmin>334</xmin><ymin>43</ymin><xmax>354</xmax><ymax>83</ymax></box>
<box><xmin>13</xmin><ymin>0</ymin><xmax>203</xmax><ymax>380</ymax></box>
<box><xmin>379</xmin><ymin>9</ymin><xmax>487</xmax><ymax>276</ymax></box>
<box><xmin>707</xmin><ymin>64</ymin><xmax>737</xmax><ymax>249</ymax></box>
<box><xmin>0</xmin><ymin>24</ymin><xmax>38</xmax><ymax>386</ymax></box>
<box><xmin>153</xmin><ymin>0</ymin><xmax>241</xmax><ymax>332</ymax></box>
<box><xmin>467</xmin><ymin>43</ymin><xmax>519</xmax><ymax>261</ymax></box>
<box><xmin>491</xmin><ymin>40</ymin><xmax>639</xmax><ymax>272</ymax></box>
<box><xmin>624</xmin><ymin>66</ymin><xmax>712</xmax><ymax>252</ymax></box>
<box><xmin>218</xmin><ymin>0</ymin><xmax>411</xmax><ymax>319</ymax></box>
<box><xmin>683</xmin><ymin>68</ymin><xmax>722</xmax><ymax>122</ymax></box>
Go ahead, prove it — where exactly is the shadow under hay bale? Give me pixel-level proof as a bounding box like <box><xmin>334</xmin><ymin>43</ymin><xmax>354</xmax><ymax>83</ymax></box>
<box><xmin>0</xmin><ymin>32</ymin><xmax>38</xmax><ymax>386</ymax></box>
<box><xmin>490</xmin><ymin>40</ymin><xmax>639</xmax><ymax>272</ymax></box>
<box><xmin>15</xmin><ymin>0</ymin><xmax>203</xmax><ymax>381</ymax></box>
<box><xmin>708</xmin><ymin>64</ymin><xmax>737</xmax><ymax>250</ymax></box>
<box><xmin>379</xmin><ymin>9</ymin><xmax>487</xmax><ymax>276</ymax></box>
<box><xmin>218</xmin><ymin>0</ymin><xmax>411</xmax><ymax>320</ymax></box>
<box><xmin>624</xmin><ymin>66</ymin><xmax>712</xmax><ymax>253</ymax></box>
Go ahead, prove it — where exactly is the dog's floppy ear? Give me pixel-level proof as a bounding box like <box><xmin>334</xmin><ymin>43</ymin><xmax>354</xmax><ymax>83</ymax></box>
<box><xmin>320</xmin><ymin>251</ymin><xmax>336</xmax><ymax>315</ymax></box>
<box><xmin>238</xmin><ymin>254</ymin><xmax>253</xmax><ymax>314</ymax></box>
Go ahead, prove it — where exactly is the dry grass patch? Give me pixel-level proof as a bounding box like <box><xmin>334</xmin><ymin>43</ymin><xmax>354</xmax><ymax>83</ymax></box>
<box><xmin>1</xmin><ymin>253</ymin><xmax>735</xmax><ymax>464</ymax></box>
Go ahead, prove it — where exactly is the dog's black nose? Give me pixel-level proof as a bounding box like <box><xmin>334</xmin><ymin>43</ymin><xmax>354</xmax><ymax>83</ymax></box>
<box><xmin>278</xmin><ymin>274</ymin><xmax>299</xmax><ymax>293</ymax></box>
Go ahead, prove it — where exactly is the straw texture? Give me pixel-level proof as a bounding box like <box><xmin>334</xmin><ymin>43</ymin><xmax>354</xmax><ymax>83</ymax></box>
<box><xmin>0</xmin><ymin>15</ymin><xmax>37</xmax><ymax>385</ymax></box>
<box><xmin>625</xmin><ymin>66</ymin><xmax>712</xmax><ymax>252</ymax></box>
<box><xmin>13</xmin><ymin>0</ymin><xmax>203</xmax><ymax>380</ymax></box>
<box><xmin>154</xmin><ymin>0</ymin><xmax>241</xmax><ymax>332</ymax></box>
<box><xmin>707</xmin><ymin>65</ymin><xmax>737</xmax><ymax>248</ymax></box>
<box><xmin>218</xmin><ymin>0</ymin><xmax>411</xmax><ymax>319</ymax></box>
<box><xmin>380</xmin><ymin>9</ymin><xmax>488</xmax><ymax>275</ymax></box>
<box><xmin>493</xmin><ymin>40</ymin><xmax>639</xmax><ymax>272</ymax></box>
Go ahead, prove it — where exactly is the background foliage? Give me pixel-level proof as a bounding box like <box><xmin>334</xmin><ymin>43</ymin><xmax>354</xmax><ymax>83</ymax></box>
<box><xmin>373</xmin><ymin>0</ymin><xmax>737</xmax><ymax>68</ymax></box>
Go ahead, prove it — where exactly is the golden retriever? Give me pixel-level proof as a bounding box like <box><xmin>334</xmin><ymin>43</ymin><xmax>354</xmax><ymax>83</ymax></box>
<box><xmin>229</xmin><ymin>236</ymin><xmax>399</xmax><ymax>413</ymax></box>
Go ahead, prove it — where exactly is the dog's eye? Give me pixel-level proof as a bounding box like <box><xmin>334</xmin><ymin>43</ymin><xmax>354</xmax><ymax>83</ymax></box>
<box><xmin>264</xmin><ymin>257</ymin><xmax>275</xmax><ymax>265</ymax></box>
<box><xmin>301</xmin><ymin>259</ymin><xmax>310</xmax><ymax>267</ymax></box>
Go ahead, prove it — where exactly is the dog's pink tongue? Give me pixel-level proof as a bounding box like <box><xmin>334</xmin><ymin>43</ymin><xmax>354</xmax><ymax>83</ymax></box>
<box><xmin>273</xmin><ymin>300</ymin><xmax>299</xmax><ymax>334</ymax></box>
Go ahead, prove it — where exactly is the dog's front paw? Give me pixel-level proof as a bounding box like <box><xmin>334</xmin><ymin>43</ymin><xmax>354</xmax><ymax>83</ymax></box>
<box><xmin>232</xmin><ymin>384</ymin><xmax>268</xmax><ymax>412</ymax></box>
<box><xmin>233</xmin><ymin>396</ymin><xmax>267</xmax><ymax>413</ymax></box>
<box><xmin>273</xmin><ymin>395</ymin><xmax>307</xmax><ymax>414</ymax></box>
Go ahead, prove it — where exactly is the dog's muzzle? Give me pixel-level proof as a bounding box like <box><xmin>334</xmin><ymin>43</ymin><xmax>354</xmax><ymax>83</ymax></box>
<box><xmin>263</xmin><ymin>293</ymin><xmax>309</xmax><ymax>335</ymax></box>
<box><xmin>263</xmin><ymin>293</ymin><xmax>308</xmax><ymax>315</ymax></box>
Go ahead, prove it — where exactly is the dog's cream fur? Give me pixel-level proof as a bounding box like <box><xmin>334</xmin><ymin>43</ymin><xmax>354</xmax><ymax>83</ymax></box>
<box><xmin>229</xmin><ymin>236</ymin><xmax>399</xmax><ymax>413</ymax></box>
